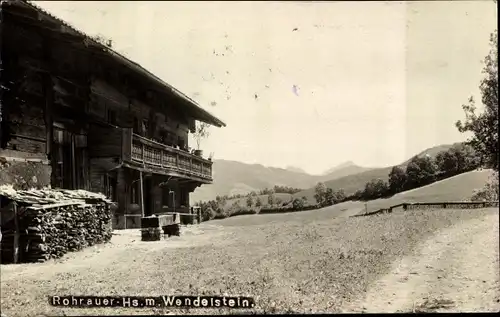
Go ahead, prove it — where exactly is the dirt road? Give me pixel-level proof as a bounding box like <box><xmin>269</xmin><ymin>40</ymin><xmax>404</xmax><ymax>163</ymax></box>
<box><xmin>342</xmin><ymin>213</ymin><xmax>500</xmax><ymax>313</ymax></box>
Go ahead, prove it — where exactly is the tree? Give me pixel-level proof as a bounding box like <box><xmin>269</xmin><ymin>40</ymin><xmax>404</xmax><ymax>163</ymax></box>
<box><xmin>292</xmin><ymin>197</ymin><xmax>305</xmax><ymax>210</ymax></box>
<box><xmin>435</xmin><ymin>150</ymin><xmax>459</xmax><ymax>177</ymax></box>
<box><xmin>334</xmin><ymin>189</ymin><xmax>346</xmax><ymax>202</ymax></box>
<box><xmin>459</xmin><ymin>144</ymin><xmax>482</xmax><ymax>171</ymax></box>
<box><xmin>193</xmin><ymin>122</ymin><xmax>211</xmax><ymax>151</ymax></box>
<box><xmin>363</xmin><ymin>179</ymin><xmax>389</xmax><ymax>200</ymax></box>
<box><xmin>324</xmin><ymin>188</ymin><xmax>335</xmax><ymax>206</ymax></box>
<box><xmin>275</xmin><ymin>197</ymin><xmax>283</xmax><ymax>206</ymax></box>
<box><xmin>267</xmin><ymin>194</ymin><xmax>275</xmax><ymax>206</ymax></box>
<box><xmin>255</xmin><ymin>197</ymin><xmax>262</xmax><ymax>207</ymax></box>
<box><xmin>456</xmin><ymin>30</ymin><xmax>498</xmax><ymax>171</ymax></box>
<box><xmin>388</xmin><ymin>166</ymin><xmax>407</xmax><ymax>194</ymax></box>
<box><xmin>405</xmin><ymin>156</ymin><xmax>437</xmax><ymax>188</ymax></box>
<box><xmin>314</xmin><ymin>182</ymin><xmax>327</xmax><ymax>206</ymax></box>
<box><xmin>246</xmin><ymin>195</ymin><xmax>253</xmax><ymax>208</ymax></box>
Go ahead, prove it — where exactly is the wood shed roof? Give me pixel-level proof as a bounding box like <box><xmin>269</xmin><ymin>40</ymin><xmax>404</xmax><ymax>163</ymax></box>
<box><xmin>9</xmin><ymin>0</ymin><xmax>226</xmax><ymax>128</ymax></box>
<box><xmin>0</xmin><ymin>185</ymin><xmax>111</xmax><ymax>206</ymax></box>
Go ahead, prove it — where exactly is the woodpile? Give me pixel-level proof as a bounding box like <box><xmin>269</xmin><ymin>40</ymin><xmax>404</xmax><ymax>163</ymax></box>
<box><xmin>0</xmin><ymin>185</ymin><xmax>112</xmax><ymax>264</ymax></box>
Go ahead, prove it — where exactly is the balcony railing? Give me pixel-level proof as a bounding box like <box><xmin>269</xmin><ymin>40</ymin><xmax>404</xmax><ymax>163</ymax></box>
<box><xmin>124</xmin><ymin>130</ymin><xmax>212</xmax><ymax>181</ymax></box>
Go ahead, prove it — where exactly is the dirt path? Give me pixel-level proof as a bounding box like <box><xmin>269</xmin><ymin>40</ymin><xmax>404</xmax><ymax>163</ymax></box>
<box><xmin>0</xmin><ymin>224</ymin><xmax>231</xmax><ymax>283</ymax></box>
<box><xmin>342</xmin><ymin>213</ymin><xmax>500</xmax><ymax>313</ymax></box>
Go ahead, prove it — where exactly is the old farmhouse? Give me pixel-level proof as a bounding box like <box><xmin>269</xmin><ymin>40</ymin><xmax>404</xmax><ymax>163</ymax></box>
<box><xmin>0</xmin><ymin>0</ymin><xmax>226</xmax><ymax>229</ymax></box>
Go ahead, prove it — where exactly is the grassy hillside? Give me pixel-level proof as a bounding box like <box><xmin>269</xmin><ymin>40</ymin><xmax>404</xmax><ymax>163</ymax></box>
<box><xmin>294</xmin><ymin>143</ymin><xmax>462</xmax><ymax>203</ymax></box>
<box><xmin>358</xmin><ymin>169</ymin><xmax>495</xmax><ymax>215</ymax></box>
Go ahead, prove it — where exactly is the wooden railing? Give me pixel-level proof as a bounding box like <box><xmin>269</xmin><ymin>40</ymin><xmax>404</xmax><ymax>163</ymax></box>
<box><xmin>126</xmin><ymin>132</ymin><xmax>212</xmax><ymax>181</ymax></box>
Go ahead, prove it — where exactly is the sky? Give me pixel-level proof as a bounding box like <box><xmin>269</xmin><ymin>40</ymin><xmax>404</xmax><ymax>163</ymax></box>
<box><xmin>35</xmin><ymin>1</ymin><xmax>497</xmax><ymax>175</ymax></box>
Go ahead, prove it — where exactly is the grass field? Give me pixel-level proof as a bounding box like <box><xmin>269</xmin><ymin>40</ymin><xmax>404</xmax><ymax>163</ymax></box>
<box><xmin>1</xmin><ymin>205</ymin><xmax>498</xmax><ymax>315</ymax></box>
<box><xmin>358</xmin><ymin>169</ymin><xmax>495</xmax><ymax>214</ymax></box>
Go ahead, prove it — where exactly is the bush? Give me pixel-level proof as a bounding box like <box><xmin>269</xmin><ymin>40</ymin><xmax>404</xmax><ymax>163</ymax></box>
<box><xmin>292</xmin><ymin>197</ymin><xmax>305</xmax><ymax>210</ymax></box>
<box><xmin>230</xmin><ymin>207</ymin><xmax>258</xmax><ymax>217</ymax></box>
<box><xmin>213</xmin><ymin>208</ymin><xmax>230</xmax><ymax>220</ymax></box>
<box><xmin>201</xmin><ymin>207</ymin><xmax>216</xmax><ymax>221</ymax></box>
<box><xmin>471</xmin><ymin>172</ymin><xmax>499</xmax><ymax>202</ymax></box>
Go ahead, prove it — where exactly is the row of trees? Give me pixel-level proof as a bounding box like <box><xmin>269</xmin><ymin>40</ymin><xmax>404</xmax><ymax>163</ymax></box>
<box><xmin>260</xmin><ymin>185</ymin><xmax>303</xmax><ymax>195</ymax></box>
<box><xmin>212</xmin><ymin>185</ymin><xmax>304</xmax><ymax>203</ymax></box>
<box><xmin>196</xmin><ymin>191</ymin><xmax>309</xmax><ymax>221</ymax></box>
<box><xmin>355</xmin><ymin>144</ymin><xmax>481</xmax><ymax>201</ymax></box>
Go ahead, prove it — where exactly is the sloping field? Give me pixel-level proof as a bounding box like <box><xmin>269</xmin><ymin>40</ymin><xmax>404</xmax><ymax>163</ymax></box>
<box><xmin>359</xmin><ymin>169</ymin><xmax>494</xmax><ymax>215</ymax></box>
<box><xmin>1</xmin><ymin>205</ymin><xmax>498</xmax><ymax>315</ymax></box>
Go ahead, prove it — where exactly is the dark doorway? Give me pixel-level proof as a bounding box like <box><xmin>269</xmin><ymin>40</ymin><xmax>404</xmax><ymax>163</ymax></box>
<box><xmin>144</xmin><ymin>177</ymin><xmax>153</xmax><ymax>216</ymax></box>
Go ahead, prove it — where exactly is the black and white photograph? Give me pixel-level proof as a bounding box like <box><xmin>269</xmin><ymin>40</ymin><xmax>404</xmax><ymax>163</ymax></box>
<box><xmin>0</xmin><ymin>0</ymin><xmax>498</xmax><ymax>315</ymax></box>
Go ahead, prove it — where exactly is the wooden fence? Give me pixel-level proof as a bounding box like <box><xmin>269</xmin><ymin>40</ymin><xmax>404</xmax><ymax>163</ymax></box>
<box><xmin>352</xmin><ymin>201</ymin><xmax>499</xmax><ymax>217</ymax></box>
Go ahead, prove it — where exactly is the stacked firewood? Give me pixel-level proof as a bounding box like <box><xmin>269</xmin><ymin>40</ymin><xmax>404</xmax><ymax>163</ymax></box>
<box><xmin>0</xmin><ymin>185</ymin><xmax>112</xmax><ymax>263</ymax></box>
<box><xmin>20</xmin><ymin>203</ymin><xmax>112</xmax><ymax>262</ymax></box>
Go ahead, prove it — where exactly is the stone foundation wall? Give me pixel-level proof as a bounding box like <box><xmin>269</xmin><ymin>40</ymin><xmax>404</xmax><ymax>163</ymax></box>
<box><xmin>0</xmin><ymin>158</ymin><xmax>51</xmax><ymax>190</ymax></box>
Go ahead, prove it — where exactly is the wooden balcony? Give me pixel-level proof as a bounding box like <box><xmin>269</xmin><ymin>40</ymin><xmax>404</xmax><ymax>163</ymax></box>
<box><xmin>88</xmin><ymin>124</ymin><xmax>213</xmax><ymax>182</ymax></box>
<box><xmin>121</xmin><ymin>129</ymin><xmax>213</xmax><ymax>182</ymax></box>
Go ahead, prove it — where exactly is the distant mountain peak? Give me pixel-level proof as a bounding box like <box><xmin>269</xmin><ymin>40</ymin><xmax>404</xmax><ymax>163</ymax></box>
<box><xmin>286</xmin><ymin>166</ymin><xmax>307</xmax><ymax>174</ymax></box>
<box><xmin>322</xmin><ymin>161</ymin><xmax>357</xmax><ymax>175</ymax></box>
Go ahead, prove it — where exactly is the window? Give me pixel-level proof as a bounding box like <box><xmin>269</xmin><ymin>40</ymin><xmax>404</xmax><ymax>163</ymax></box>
<box><xmin>107</xmin><ymin>109</ymin><xmax>117</xmax><ymax>125</ymax></box>
<box><xmin>178</xmin><ymin>137</ymin><xmax>185</xmax><ymax>149</ymax></box>
<box><xmin>130</xmin><ymin>182</ymin><xmax>139</xmax><ymax>204</ymax></box>
<box><xmin>162</xmin><ymin>187</ymin><xmax>171</xmax><ymax>207</ymax></box>
<box><xmin>160</xmin><ymin>130</ymin><xmax>169</xmax><ymax>144</ymax></box>
<box><xmin>133</xmin><ymin>117</ymin><xmax>139</xmax><ymax>134</ymax></box>
<box><xmin>180</xmin><ymin>190</ymin><xmax>189</xmax><ymax>207</ymax></box>
<box><xmin>142</xmin><ymin>119</ymin><xmax>149</xmax><ymax>136</ymax></box>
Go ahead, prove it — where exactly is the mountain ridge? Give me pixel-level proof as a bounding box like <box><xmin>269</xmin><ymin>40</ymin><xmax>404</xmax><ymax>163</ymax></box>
<box><xmin>191</xmin><ymin>142</ymin><xmax>463</xmax><ymax>203</ymax></box>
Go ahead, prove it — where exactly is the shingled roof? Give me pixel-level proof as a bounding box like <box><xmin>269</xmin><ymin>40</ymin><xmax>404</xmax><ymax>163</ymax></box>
<box><xmin>9</xmin><ymin>0</ymin><xmax>226</xmax><ymax>128</ymax></box>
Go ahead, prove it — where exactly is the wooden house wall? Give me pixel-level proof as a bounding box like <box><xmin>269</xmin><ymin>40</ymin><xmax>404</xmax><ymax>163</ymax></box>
<box><xmin>87</xmin><ymin>123</ymin><xmax>123</xmax><ymax>158</ymax></box>
<box><xmin>89</xmin><ymin>157</ymin><xmax>118</xmax><ymax>194</ymax></box>
<box><xmin>2</xmin><ymin>26</ymin><xmax>47</xmax><ymax>159</ymax></box>
<box><xmin>90</xmin><ymin>78</ymin><xmax>191</xmax><ymax>149</ymax></box>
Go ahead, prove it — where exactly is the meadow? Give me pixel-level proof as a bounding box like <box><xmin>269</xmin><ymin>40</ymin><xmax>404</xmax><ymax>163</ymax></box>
<box><xmin>1</xmin><ymin>203</ymin><xmax>497</xmax><ymax>315</ymax></box>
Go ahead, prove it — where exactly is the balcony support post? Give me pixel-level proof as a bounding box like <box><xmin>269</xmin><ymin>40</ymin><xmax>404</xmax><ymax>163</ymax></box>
<box><xmin>139</xmin><ymin>170</ymin><xmax>145</xmax><ymax>218</ymax></box>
